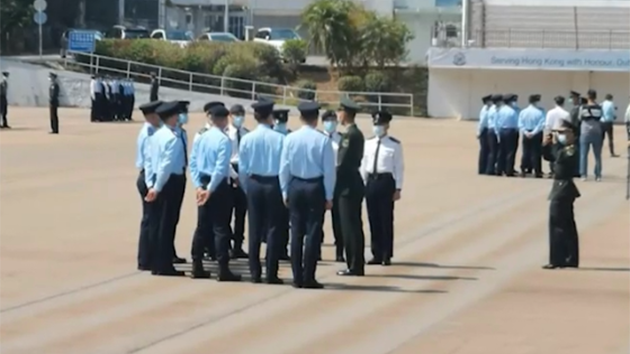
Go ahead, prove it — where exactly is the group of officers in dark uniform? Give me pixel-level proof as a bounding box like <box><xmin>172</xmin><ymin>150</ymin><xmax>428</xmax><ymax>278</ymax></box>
<box><xmin>134</xmin><ymin>96</ymin><xmax>404</xmax><ymax>289</ymax></box>
<box><xmin>89</xmin><ymin>74</ymin><xmax>136</xmax><ymax>122</ymax></box>
<box><xmin>474</xmin><ymin>91</ymin><xmax>620</xmax><ymax>270</ymax></box>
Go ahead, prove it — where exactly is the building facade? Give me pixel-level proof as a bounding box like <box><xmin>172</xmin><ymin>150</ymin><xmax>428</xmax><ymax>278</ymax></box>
<box><xmin>114</xmin><ymin>0</ymin><xmax>460</xmax><ymax>63</ymax></box>
<box><xmin>426</xmin><ymin>0</ymin><xmax>630</xmax><ymax>119</ymax></box>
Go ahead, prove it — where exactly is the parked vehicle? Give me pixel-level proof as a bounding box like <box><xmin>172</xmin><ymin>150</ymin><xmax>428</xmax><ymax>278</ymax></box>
<box><xmin>150</xmin><ymin>29</ymin><xmax>193</xmax><ymax>47</ymax></box>
<box><xmin>196</xmin><ymin>32</ymin><xmax>240</xmax><ymax>43</ymax></box>
<box><xmin>253</xmin><ymin>27</ymin><xmax>301</xmax><ymax>54</ymax></box>
<box><xmin>105</xmin><ymin>25</ymin><xmax>150</xmax><ymax>40</ymax></box>
<box><xmin>60</xmin><ymin>29</ymin><xmax>103</xmax><ymax>58</ymax></box>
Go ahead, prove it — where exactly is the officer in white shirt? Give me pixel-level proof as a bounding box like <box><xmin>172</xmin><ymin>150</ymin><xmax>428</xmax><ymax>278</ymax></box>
<box><xmin>360</xmin><ymin>111</ymin><xmax>404</xmax><ymax>266</ymax></box>
<box><xmin>321</xmin><ymin>110</ymin><xmax>344</xmax><ymax>261</ymax></box>
<box><xmin>225</xmin><ymin>104</ymin><xmax>250</xmax><ymax>259</ymax></box>
<box><xmin>545</xmin><ymin>96</ymin><xmax>570</xmax><ymax>133</ymax></box>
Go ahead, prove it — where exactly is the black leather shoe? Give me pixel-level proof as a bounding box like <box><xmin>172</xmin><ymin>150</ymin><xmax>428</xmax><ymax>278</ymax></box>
<box><xmin>230</xmin><ymin>248</ymin><xmax>249</xmax><ymax>259</ymax></box>
<box><xmin>152</xmin><ymin>268</ymin><xmax>186</xmax><ymax>277</ymax></box>
<box><xmin>172</xmin><ymin>257</ymin><xmax>187</xmax><ymax>264</ymax></box>
<box><xmin>190</xmin><ymin>262</ymin><xmax>211</xmax><ymax>279</ymax></box>
<box><xmin>217</xmin><ymin>269</ymin><xmax>242</xmax><ymax>282</ymax></box>
<box><xmin>203</xmin><ymin>255</ymin><xmax>217</xmax><ymax>262</ymax></box>
<box><xmin>251</xmin><ymin>276</ymin><xmax>262</xmax><ymax>284</ymax></box>
<box><xmin>303</xmin><ymin>280</ymin><xmax>324</xmax><ymax>289</ymax></box>
<box><xmin>382</xmin><ymin>259</ymin><xmax>391</xmax><ymax>266</ymax></box>
<box><xmin>137</xmin><ymin>265</ymin><xmax>151</xmax><ymax>271</ymax></box>
<box><xmin>266</xmin><ymin>277</ymin><xmax>284</xmax><ymax>285</ymax></box>
<box><xmin>366</xmin><ymin>258</ymin><xmax>382</xmax><ymax>265</ymax></box>
<box><xmin>336</xmin><ymin>269</ymin><xmax>364</xmax><ymax>276</ymax></box>
<box><xmin>292</xmin><ymin>282</ymin><xmax>303</xmax><ymax>289</ymax></box>
<box><xmin>542</xmin><ymin>264</ymin><xmax>560</xmax><ymax>270</ymax></box>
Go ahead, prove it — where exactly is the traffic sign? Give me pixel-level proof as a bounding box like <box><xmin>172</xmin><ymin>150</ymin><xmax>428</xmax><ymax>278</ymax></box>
<box><xmin>33</xmin><ymin>0</ymin><xmax>47</xmax><ymax>12</ymax></box>
<box><xmin>33</xmin><ymin>11</ymin><xmax>47</xmax><ymax>25</ymax></box>
<box><xmin>68</xmin><ymin>30</ymin><xmax>97</xmax><ymax>53</ymax></box>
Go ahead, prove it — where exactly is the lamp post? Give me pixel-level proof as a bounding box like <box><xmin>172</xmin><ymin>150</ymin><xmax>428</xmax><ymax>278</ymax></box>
<box><xmin>224</xmin><ymin>0</ymin><xmax>229</xmax><ymax>33</ymax></box>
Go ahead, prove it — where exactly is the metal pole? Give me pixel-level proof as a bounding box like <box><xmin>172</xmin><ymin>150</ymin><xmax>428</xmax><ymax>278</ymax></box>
<box><xmin>38</xmin><ymin>22</ymin><xmax>43</xmax><ymax>58</ymax></box>
<box><xmin>224</xmin><ymin>0</ymin><xmax>229</xmax><ymax>33</ymax></box>
<box><xmin>461</xmin><ymin>0</ymin><xmax>468</xmax><ymax>47</ymax></box>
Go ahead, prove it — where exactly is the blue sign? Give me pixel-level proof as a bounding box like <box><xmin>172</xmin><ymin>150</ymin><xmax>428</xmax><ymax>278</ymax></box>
<box><xmin>68</xmin><ymin>30</ymin><xmax>96</xmax><ymax>53</ymax></box>
<box><xmin>33</xmin><ymin>11</ymin><xmax>47</xmax><ymax>25</ymax></box>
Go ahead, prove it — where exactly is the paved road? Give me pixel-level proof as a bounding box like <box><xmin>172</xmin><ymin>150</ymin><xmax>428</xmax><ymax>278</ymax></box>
<box><xmin>0</xmin><ymin>108</ymin><xmax>628</xmax><ymax>354</ymax></box>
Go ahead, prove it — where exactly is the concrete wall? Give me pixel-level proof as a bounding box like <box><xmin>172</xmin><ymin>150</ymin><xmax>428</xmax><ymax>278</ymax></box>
<box><xmin>0</xmin><ymin>59</ymin><xmax>296</xmax><ymax>114</ymax></box>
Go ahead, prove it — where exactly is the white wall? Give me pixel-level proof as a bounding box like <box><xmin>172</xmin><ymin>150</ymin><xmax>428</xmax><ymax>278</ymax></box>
<box><xmin>397</xmin><ymin>12</ymin><xmax>460</xmax><ymax>64</ymax></box>
<box><xmin>427</xmin><ymin>68</ymin><xmax>630</xmax><ymax>119</ymax></box>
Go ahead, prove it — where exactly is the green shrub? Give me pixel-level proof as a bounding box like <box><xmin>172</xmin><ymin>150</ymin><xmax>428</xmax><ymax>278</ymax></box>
<box><xmin>363</xmin><ymin>71</ymin><xmax>391</xmax><ymax>103</ymax></box>
<box><xmin>90</xmin><ymin>39</ymin><xmax>287</xmax><ymax>98</ymax></box>
<box><xmin>296</xmin><ymin>79</ymin><xmax>317</xmax><ymax>100</ymax></box>
<box><xmin>337</xmin><ymin>75</ymin><xmax>364</xmax><ymax>93</ymax></box>
<box><xmin>282</xmin><ymin>39</ymin><xmax>307</xmax><ymax>65</ymax></box>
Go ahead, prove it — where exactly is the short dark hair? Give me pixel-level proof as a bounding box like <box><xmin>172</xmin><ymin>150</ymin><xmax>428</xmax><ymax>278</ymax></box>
<box><xmin>554</xmin><ymin>96</ymin><xmax>565</xmax><ymax>106</ymax></box>
<box><xmin>605</xmin><ymin>93</ymin><xmax>613</xmax><ymax>100</ymax></box>
<box><xmin>254</xmin><ymin>111</ymin><xmax>270</xmax><ymax>122</ymax></box>
<box><xmin>587</xmin><ymin>89</ymin><xmax>597</xmax><ymax>100</ymax></box>
<box><xmin>301</xmin><ymin>111</ymin><xmax>319</xmax><ymax>122</ymax></box>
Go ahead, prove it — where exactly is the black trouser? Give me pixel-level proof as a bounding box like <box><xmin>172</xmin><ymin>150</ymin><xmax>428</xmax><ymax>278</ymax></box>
<box><xmin>170</xmin><ymin>176</ymin><xmax>186</xmax><ymax>259</ymax></box>
<box><xmin>149</xmin><ymin>174</ymin><xmax>185</xmax><ymax>273</ymax></box>
<box><xmin>49</xmin><ymin>105</ymin><xmax>59</xmax><ymax>133</ymax></box>
<box><xmin>366</xmin><ymin>173</ymin><xmax>396</xmax><ymax>261</ymax></box>
<box><xmin>548</xmin><ymin>197</ymin><xmax>579</xmax><ymax>267</ymax></box>
<box><xmin>339</xmin><ymin>176</ymin><xmax>365</xmax><ymax>273</ymax></box>
<box><xmin>478</xmin><ymin>128</ymin><xmax>489</xmax><ymax>175</ymax></box>
<box><xmin>191</xmin><ymin>176</ymin><xmax>233</xmax><ymax>266</ymax></box>
<box><xmin>486</xmin><ymin>130</ymin><xmax>499</xmax><ymax>175</ymax></box>
<box><xmin>497</xmin><ymin>128</ymin><xmax>518</xmax><ymax>175</ymax></box>
<box><xmin>128</xmin><ymin>95</ymin><xmax>135</xmax><ymax>120</ymax></box>
<box><xmin>520</xmin><ymin>132</ymin><xmax>543</xmax><ymax>175</ymax></box>
<box><xmin>322</xmin><ymin>202</ymin><xmax>343</xmax><ymax>257</ymax></box>
<box><xmin>1</xmin><ymin>95</ymin><xmax>9</xmax><ymax>127</ymax></box>
<box><xmin>230</xmin><ymin>164</ymin><xmax>247</xmax><ymax>248</ymax></box>
<box><xmin>601</xmin><ymin>122</ymin><xmax>615</xmax><ymax>155</ymax></box>
<box><xmin>136</xmin><ymin>170</ymin><xmax>152</xmax><ymax>268</ymax></box>
<box><xmin>288</xmin><ymin>176</ymin><xmax>325</xmax><ymax>284</ymax></box>
<box><xmin>95</xmin><ymin>93</ymin><xmax>104</xmax><ymax>121</ymax></box>
<box><xmin>246</xmin><ymin>175</ymin><xmax>283</xmax><ymax>279</ymax></box>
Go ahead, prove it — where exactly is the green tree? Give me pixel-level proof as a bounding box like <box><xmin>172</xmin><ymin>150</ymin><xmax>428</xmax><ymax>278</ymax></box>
<box><xmin>300</xmin><ymin>0</ymin><xmax>356</xmax><ymax>69</ymax></box>
<box><xmin>359</xmin><ymin>15</ymin><xmax>414</xmax><ymax>69</ymax></box>
<box><xmin>0</xmin><ymin>0</ymin><xmax>34</xmax><ymax>35</ymax></box>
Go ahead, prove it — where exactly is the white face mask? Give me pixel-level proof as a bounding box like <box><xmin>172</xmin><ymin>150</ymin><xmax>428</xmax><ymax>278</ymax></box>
<box><xmin>372</xmin><ymin>125</ymin><xmax>385</xmax><ymax>137</ymax></box>
<box><xmin>232</xmin><ymin>115</ymin><xmax>244</xmax><ymax>128</ymax></box>
<box><xmin>557</xmin><ymin>133</ymin><xmax>567</xmax><ymax>144</ymax></box>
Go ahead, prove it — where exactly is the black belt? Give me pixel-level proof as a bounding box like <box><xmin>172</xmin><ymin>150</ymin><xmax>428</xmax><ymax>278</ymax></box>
<box><xmin>293</xmin><ymin>176</ymin><xmax>323</xmax><ymax>182</ymax></box>
<box><xmin>250</xmin><ymin>174</ymin><xmax>278</xmax><ymax>182</ymax></box>
<box><xmin>368</xmin><ymin>173</ymin><xmax>393</xmax><ymax>180</ymax></box>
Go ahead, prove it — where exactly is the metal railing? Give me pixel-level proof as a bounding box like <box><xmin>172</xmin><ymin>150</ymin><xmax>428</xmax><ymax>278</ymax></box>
<box><xmin>64</xmin><ymin>50</ymin><xmax>415</xmax><ymax>116</ymax></box>
<box><xmin>432</xmin><ymin>27</ymin><xmax>630</xmax><ymax>50</ymax></box>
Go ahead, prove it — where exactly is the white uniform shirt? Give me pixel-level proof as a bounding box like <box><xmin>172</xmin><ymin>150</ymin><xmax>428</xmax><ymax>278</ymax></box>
<box><xmin>89</xmin><ymin>79</ymin><xmax>101</xmax><ymax>99</ymax></box>
<box><xmin>325</xmin><ymin>131</ymin><xmax>342</xmax><ymax>166</ymax></box>
<box><xmin>225</xmin><ymin>124</ymin><xmax>249</xmax><ymax>179</ymax></box>
<box><xmin>360</xmin><ymin>135</ymin><xmax>404</xmax><ymax>190</ymax></box>
<box><xmin>625</xmin><ymin>103</ymin><xmax>630</xmax><ymax>123</ymax></box>
<box><xmin>545</xmin><ymin>106</ymin><xmax>570</xmax><ymax>132</ymax></box>
<box><xmin>110</xmin><ymin>80</ymin><xmax>119</xmax><ymax>94</ymax></box>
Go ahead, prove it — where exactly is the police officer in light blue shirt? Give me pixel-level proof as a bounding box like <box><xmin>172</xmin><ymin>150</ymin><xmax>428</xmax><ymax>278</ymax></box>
<box><xmin>238</xmin><ymin>99</ymin><xmax>285</xmax><ymax>284</ymax></box>
<box><xmin>477</xmin><ymin>94</ymin><xmax>492</xmax><ymax>175</ymax></box>
<box><xmin>600</xmin><ymin>93</ymin><xmax>618</xmax><ymax>157</ymax></box>
<box><xmin>494</xmin><ymin>94</ymin><xmax>519</xmax><ymax>176</ymax></box>
<box><xmin>518</xmin><ymin>94</ymin><xmax>545</xmax><ymax>177</ymax></box>
<box><xmin>269</xmin><ymin>108</ymin><xmax>291</xmax><ymax>260</ymax></box>
<box><xmin>135</xmin><ymin>100</ymin><xmax>162</xmax><ymax>271</ymax></box>
<box><xmin>486</xmin><ymin>94</ymin><xmax>502</xmax><ymax>175</ymax></box>
<box><xmin>189</xmin><ymin>104</ymin><xmax>242</xmax><ymax>282</ymax></box>
<box><xmin>279</xmin><ymin>101</ymin><xmax>335</xmax><ymax>289</ymax></box>
<box><xmin>144</xmin><ymin>101</ymin><xmax>188</xmax><ymax>277</ymax></box>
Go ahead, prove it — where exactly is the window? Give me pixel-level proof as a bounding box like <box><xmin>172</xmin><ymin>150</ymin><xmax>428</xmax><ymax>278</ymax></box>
<box><xmin>255</xmin><ymin>30</ymin><xmax>269</xmax><ymax>39</ymax></box>
<box><xmin>165</xmin><ymin>30</ymin><xmax>191</xmax><ymax>41</ymax></box>
<box><xmin>197</xmin><ymin>34</ymin><xmax>209</xmax><ymax>41</ymax></box>
<box><xmin>445</xmin><ymin>24</ymin><xmax>458</xmax><ymax>38</ymax></box>
<box><xmin>185</xmin><ymin>13</ymin><xmax>193</xmax><ymax>26</ymax></box>
<box><xmin>151</xmin><ymin>31</ymin><xmax>164</xmax><ymax>39</ymax></box>
<box><xmin>124</xmin><ymin>30</ymin><xmax>150</xmax><ymax>39</ymax></box>
<box><xmin>209</xmin><ymin>33</ymin><xmax>238</xmax><ymax>42</ymax></box>
<box><xmin>269</xmin><ymin>28</ymin><xmax>299</xmax><ymax>40</ymax></box>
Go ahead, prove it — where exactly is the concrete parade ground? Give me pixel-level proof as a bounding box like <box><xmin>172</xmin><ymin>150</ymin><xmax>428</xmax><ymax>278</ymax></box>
<box><xmin>0</xmin><ymin>107</ymin><xmax>628</xmax><ymax>354</ymax></box>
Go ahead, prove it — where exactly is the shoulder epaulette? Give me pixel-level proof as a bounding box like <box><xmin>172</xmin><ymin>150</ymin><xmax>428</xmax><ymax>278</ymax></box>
<box><xmin>367</xmin><ymin>135</ymin><xmax>377</xmax><ymax>140</ymax></box>
<box><xmin>198</xmin><ymin>127</ymin><xmax>209</xmax><ymax>135</ymax></box>
<box><xmin>316</xmin><ymin>129</ymin><xmax>326</xmax><ymax>135</ymax></box>
<box><xmin>564</xmin><ymin>145</ymin><xmax>575</xmax><ymax>156</ymax></box>
<box><xmin>389</xmin><ymin>136</ymin><xmax>400</xmax><ymax>144</ymax></box>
